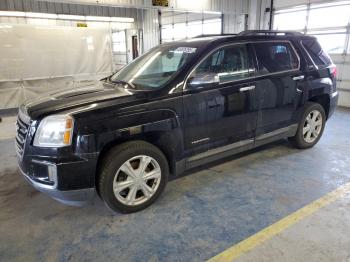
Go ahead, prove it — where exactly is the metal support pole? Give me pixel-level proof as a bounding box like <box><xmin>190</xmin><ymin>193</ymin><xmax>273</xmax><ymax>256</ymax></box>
<box><xmin>269</xmin><ymin>0</ymin><xmax>274</xmax><ymax>30</ymax></box>
<box><xmin>158</xmin><ymin>9</ymin><xmax>162</xmax><ymax>44</ymax></box>
<box><xmin>221</xmin><ymin>13</ymin><xmax>224</xmax><ymax>34</ymax></box>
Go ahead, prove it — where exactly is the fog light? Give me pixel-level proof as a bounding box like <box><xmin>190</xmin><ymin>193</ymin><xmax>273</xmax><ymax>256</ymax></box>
<box><xmin>47</xmin><ymin>165</ymin><xmax>57</xmax><ymax>184</ymax></box>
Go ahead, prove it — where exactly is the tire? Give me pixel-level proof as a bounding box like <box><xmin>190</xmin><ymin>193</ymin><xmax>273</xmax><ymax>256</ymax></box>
<box><xmin>289</xmin><ymin>102</ymin><xmax>326</xmax><ymax>149</ymax></box>
<box><xmin>98</xmin><ymin>141</ymin><xmax>169</xmax><ymax>213</ymax></box>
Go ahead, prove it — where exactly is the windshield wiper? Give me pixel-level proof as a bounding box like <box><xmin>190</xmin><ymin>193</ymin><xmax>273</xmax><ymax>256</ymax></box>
<box><xmin>108</xmin><ymin>76</ymin><xmax>136</xmax><ymax>89</ymax></box>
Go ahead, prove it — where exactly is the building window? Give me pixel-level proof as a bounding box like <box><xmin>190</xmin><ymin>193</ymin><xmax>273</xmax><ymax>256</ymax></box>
<box><xmin>308</xmin><ymin>4</ymin><xmax>350</xmax><ymax>29</ymax></box>
<box><xmin>203</xmin><ymin>19</ymin><xmax>222</xmax><ymax>35</ymax></box>
<box><xmin>112</xmin><ymin>31</ymin><xmax>126</xmax><ymax>53</ymax></box>
<box><xmin>274</xmin><ymin>7</ymin><xmax>307</xmax><ymax>31</ymax></box>
<box><xmin>161</xmin><ymin>14</ymin><xmax>222</xmax><ymax>42</ymax></box>
<box><xmin>186</xmin><ymin>21</ymin><xmax>202</xmax><ymax>38</ymax></box>
<box><xmin>274</xmin><ymin>2</ymin><xmax>350</xmax><ymax>54</ymax></box>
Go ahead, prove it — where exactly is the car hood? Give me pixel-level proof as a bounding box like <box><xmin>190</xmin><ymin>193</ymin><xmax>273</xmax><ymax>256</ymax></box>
<box><xmin>23</xmin><ymin>81</ymin><xmax>134</xmax><ymax>119</ymax></box>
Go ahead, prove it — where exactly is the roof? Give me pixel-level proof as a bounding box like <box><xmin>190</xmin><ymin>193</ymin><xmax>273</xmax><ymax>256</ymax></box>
<box><xmin>190</xmin><ymin>30</ymin><xmax>315</xmax><ymax>43</ymax></box>
<box><xmin>161</xmin><ymin>30</ymin><xmax>316</xmax><ymax>50</ymax></box>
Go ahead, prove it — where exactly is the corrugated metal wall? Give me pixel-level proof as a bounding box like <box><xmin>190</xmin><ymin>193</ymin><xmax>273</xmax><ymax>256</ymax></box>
<box><xmin>248</xmin><ymin>0</ymin><xmax>271</xmax><ymax>30</ymax></box>
<box><xmin>0</xmin><ymin>0</ymin><xmax>138</xmax><ymax>18</ymax></box>
<box><xmin>24</xmin><ymin>0</ymin><xmax>248</xmax><ymax>13</ymax></box>
<box><xmin>137</xmin><ymin>8</ymin><xmax>159</xmax><ymax>52</ymax></box>
<box><xmin>171</xmin><ymin>0</ymin><xmax>248</xmax><ymax>13</ymax></box>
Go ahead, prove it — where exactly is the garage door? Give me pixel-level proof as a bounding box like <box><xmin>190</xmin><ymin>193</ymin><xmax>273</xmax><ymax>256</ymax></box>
<box><xmin>273</xmin><ymin>1</ymin><xmax>350</xmax><ymax>107</ymax></box>
<box><xmin>161</xmin><ymin>11</ymin><xmax>222</xmax><ymax>42</ymax></box>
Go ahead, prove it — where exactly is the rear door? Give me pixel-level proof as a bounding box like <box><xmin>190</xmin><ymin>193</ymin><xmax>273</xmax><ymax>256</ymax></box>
<box><xmin>252</xmin><ymin>41</ymin><xmax>305</xmax><ymax>142</ymax></box>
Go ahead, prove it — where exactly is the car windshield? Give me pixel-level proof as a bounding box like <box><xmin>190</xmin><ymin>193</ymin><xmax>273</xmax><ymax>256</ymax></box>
<box><xmin>110</xmin><ymin>44</ymin><xmax>199</xmax><ymax>90</ymax></box>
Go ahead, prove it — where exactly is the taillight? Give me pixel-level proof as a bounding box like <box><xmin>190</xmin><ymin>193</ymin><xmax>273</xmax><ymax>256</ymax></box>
<box><xmin>330</xmin><ymin>66</ymin><xmax>337</xmax><ymax>78</ymax></box>
<box><xmin>329</xmin><ymin>66</ymin><xmax>337</xmax><ymax>93</ymax></box>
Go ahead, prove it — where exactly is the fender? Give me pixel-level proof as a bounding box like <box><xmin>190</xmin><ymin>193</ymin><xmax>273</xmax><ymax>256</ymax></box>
<box><xmin>292</xmin><ymin>70</ymin><xmax>333</xmax><ymax>124</ymax></box>
<box><xmin>75</xmin><ymin>108</ymin><xmax>185</xmax><ymax>175</ymax></box>
<box><xmin>307</xmin><ymin>77</ymin><xmax>333</xmax><ymax>98</ymax></box>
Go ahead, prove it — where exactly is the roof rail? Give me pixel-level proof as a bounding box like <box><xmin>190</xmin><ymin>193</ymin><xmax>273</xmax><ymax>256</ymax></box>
<box><xmin>194</xmin><ymin>34</ymin><xmax>237</xmax><ymax>38</ymax></box>
<box><xmin>238</xmin><ymin>30</ymin><xmax>304</xmax><ymax>36</ymax></box>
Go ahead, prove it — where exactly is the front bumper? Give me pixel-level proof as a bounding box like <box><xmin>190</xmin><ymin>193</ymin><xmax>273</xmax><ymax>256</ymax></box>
<box><xmin>17</xmin><ymin>154</ymin><xmax>97</xmax><ymax>206</ymax></box>
<box><xmin>19</xmin><ymin>165</ymin><xmax>95</xmax><ymax>206</ymax></box>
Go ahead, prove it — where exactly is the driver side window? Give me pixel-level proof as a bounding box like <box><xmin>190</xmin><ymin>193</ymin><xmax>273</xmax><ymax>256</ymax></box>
<box><xmin>188</xmin><ymin>44</ymin><xmax>255</xmax><ymax>89</ymax></box>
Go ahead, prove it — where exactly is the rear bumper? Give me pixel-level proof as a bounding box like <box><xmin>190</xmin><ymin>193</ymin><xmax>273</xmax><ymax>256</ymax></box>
<box><xmin>329</xmin><ymin>91</ymin><xmax>339</xmax><ymax>118</ymax></box>
<box><xmin>19</xmin><ymin>165</ymin><xmax>95</xmax><ymax>206</ymax></box>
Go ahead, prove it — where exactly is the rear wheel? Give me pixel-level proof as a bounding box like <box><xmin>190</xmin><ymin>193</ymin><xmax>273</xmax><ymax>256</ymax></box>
<box><xmin>98</xmin><ymin>141</ymin><xmax>169</xmax><ymax>213</ymax></box>
<box><xmin>289</xmin><ymin>102</ymin><xmax>326</xmax><ymax>149</ymax></box>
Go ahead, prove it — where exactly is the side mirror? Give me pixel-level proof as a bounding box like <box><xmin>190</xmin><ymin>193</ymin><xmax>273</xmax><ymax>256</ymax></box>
<box><xmin>187</xmin><ymin>73</ymin><xmax>220</xmax><ymax>89</ymax></box>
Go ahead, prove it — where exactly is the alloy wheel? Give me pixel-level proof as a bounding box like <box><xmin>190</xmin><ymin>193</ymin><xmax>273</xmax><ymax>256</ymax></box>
<box><xmin>303</xmin><ymin>110</ymin><xmax>323</xmax><ymax>143</ymax></box>
<box><xmin>113</xmin><ymin>155</ymin><xmax>161</xmax><ymax>206</ymax></box>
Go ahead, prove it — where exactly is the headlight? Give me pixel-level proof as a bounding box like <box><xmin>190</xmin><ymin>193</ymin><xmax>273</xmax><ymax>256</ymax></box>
<box><xmin>33</xmin><ymin>115</ymin><xmax>74</xmax><ymax>147</ymax></box>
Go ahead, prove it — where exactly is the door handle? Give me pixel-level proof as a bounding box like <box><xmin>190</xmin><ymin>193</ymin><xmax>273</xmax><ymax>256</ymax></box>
<box><xmin>239</xmin><ymin>85</ymin><xmax>255</xmax><ymax>92</ymax></box>
<box><xmin>293</xmin><ymin>75</ymin><xmax>305</xmax><ymax>81</ymax></box>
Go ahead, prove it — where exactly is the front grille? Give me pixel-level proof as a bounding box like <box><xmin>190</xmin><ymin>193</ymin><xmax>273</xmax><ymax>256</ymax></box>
<box><xmin>15</xmin><ymin>109</ymin><xmax>30</xmax><ymax>157</ymax></box>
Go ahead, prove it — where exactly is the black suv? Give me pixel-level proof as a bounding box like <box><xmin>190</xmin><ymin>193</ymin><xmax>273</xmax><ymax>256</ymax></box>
<box><xmin>16</xmin><ymin>30</ymin><xmax>338</xmax><ymax>213</ymax></box>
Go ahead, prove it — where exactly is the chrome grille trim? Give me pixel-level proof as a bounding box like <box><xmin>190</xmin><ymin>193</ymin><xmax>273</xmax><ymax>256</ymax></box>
<box><xmin>18</xmin><ymin>105</ymin><xmax>31</xmax><ymax>124</ymax></box>
<box><xmin>15</xmin><ymin>109</ymin><xmax>30</xmax><ymax>158</ymax></box>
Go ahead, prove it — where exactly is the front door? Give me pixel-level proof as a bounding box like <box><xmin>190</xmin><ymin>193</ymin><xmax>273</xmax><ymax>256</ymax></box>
<box><xmin>182</xmin><ymin>43</ymin><xmax>258</xmax><ymax>157</ymax></box>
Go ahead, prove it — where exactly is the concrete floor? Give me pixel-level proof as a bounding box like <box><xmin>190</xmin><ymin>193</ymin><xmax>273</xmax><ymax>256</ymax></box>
<box><xmin>235</xmin><ymin>194</ymin><xmax>350</xmax><ymax>262</ymax></box>
<box><xmin>0</xmin><ymin>108</ymin><xmax>350</xmax><ymax>262</ymax></box>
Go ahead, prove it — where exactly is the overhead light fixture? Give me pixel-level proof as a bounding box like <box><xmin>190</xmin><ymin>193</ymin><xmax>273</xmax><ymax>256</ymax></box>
<box><xmin>85</xmin><ymin>16</ymin><xmax>109</xmax><ymax>22</ymax></box>
<box><xmin>110</xmin><ymin>17</ymin><xmax>134</xmax><ymax>23</ymax></box>
<box><xmin>26</xmin><ymin>12</ymin><xmax>58</xmax><ymax>19</ymax></box>
<box><xmin>85</xmin><ymin>16</ymin><xmax>134</xmax><ymax>22</ymax></box>
<box><xmin>0</xmin><ymin>11</ymin><xmax>25</xmax><ymax>17</ymax></box>
<box><xmin>57</xmin><ymin>14</ymin><xmax>86</xmax><ymax>21</ymax></box>
<box><xmin>0</xmin><ymin>11</ymin><xmax>134</xmax><ymax>23</ymax></box>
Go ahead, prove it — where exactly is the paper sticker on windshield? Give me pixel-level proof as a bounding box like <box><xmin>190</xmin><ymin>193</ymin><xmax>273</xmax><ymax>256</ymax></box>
<box><xmin>173</xmin><ymin>47</ymin><xmax>197</xmax><ymax>54</ymax></box>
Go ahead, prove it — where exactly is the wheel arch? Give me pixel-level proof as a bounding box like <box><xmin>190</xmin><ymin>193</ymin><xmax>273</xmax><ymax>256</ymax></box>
<box><xmin>308</xmin><ymin>94</ymin><xmax>330</xmax><ymax>119</ymax></box>
<box><xmin>94</xmin><ymin>130</ymin><xmax>182</xmax><ymax>192</ymax></box>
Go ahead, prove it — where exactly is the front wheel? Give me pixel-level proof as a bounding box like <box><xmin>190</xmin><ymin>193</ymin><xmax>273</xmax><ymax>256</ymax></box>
<box><xmin>98</xmin><ymin>141</ymin><xmax>169</xmax><ymax>213</ymax></box>
<box><xmin>289</xmin><ymin>102</ymin><xmax>326</xmax><ymax>149</ymax></box>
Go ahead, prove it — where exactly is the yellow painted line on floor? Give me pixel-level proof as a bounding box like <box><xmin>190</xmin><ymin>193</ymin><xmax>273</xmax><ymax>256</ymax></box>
<box><xmin>208</xmin><ymin>182</ymin><xmax>350</xmax><ymax>262</ymax></box>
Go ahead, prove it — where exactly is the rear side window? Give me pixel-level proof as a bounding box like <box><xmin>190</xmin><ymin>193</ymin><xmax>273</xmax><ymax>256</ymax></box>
<box><xmin>301</xmin><ymin>39</ymin><xmax>332</xmax><ymax>67</ymax></box>
<box><xmin>254</xmin><ymin>42</ymin><xmax>299</xmax><ymax>74</ymax></box>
